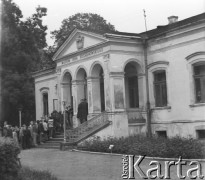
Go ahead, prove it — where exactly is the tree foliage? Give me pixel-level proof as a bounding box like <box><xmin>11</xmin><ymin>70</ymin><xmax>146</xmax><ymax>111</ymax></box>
<box><xmin>1</xmin><ymin>0</ymin><xmax>51</xmax><ymax>125</ymax></box>
<box><xmin>51</xmin><ymin>13</ymin><xmax>116</xmax><ymax>47</ymax></box>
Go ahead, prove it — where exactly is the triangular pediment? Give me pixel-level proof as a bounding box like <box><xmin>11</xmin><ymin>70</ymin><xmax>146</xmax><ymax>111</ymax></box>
<box><xmin>53</xmin><ymin>29</ymin><xmax>107</xmax><ymax>60</ymax></box>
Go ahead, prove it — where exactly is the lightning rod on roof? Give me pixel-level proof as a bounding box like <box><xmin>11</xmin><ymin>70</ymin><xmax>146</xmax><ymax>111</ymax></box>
<box><xmin>143</xmin><ymin>9</ymin><xmax>148</xmax><ymax>32</ymax></box>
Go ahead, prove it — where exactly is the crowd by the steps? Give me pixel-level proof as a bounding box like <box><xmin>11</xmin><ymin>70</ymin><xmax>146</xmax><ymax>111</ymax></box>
<box><xmin>0</xmin><ymin>102</ymin><xmax>90</xmax><ymax>149</ymax></box>
<box><xmin>1</xmin><ymin>118</ymin><xmax>56</xmax><ymax>149</ymax></box>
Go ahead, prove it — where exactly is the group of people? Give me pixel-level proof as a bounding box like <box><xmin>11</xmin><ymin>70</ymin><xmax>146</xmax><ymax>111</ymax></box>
<box><xmin>1</xmin><ymin>99</ymin><xmax>88</xmax><ymax>147</ymax></box>
<box><xmin>1</xmin><ymin>117</ymin><xmax>55</xmax><ymax>150</ymax></box>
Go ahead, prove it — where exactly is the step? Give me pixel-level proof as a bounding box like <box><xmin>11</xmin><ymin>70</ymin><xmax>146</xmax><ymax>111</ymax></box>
<box><xmin>54</xmin><ymin>135</ymin><xmax>64</xmax><ymax>138</ymax></box>
<box><xmin>37</xmin><ymin>146</ymin><xmax>59</xmax><ymax>149</ymax></box>
<box><xmin>37</xmin><ymin>143</ymin><xmax>60</xmax><ymax>148</ymax></box>
<box><xmin>77</xmin><ymin>146</ymin><xmax>89</xmax><ymax>151</ymax></box>
<box><xmin>45</xmin><ymin>140</ymin><xmax>63</xmax><ymax>144</ymax></box>
<box><xmin>50</xmin><ymin>138</ymin><xmax>64</xmax><ymax>141</ymax></box>
<box><xmin>55</xmin><ymin>132</ymin><xmax>62</xmax><ymax>135</ymax></box>
<box><xmin>42</xmin><ymin>142</ymin><xmax>61</xmax><ymax>146</ymax></box>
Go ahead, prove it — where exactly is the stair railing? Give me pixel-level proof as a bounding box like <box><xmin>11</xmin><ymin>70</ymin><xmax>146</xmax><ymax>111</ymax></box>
<box><xmin>66</xmin><ymin>112</ymin><xmax>109</xmax><ymax>141</ymax></box>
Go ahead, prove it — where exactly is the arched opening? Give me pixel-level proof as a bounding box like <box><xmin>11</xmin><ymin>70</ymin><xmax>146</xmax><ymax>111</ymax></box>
<box><xmin>124</xmin><ymin>61</ymin><xmax>141</xmax><ymax>108</ymax></box>
<box><xmin>62</xmin><ymin>72</ymin><xmax>72</xmax><ymax>107</ymax></box>
<box><xmin>76</xmin><ymin>68</ymin><xmax>87</xmax><ymax>103</ymax></box>
<box><xmin>91</xmin><ymin>64</ymin><xmax>105</xmax><ymax>112</ymax></box>
<box><xmin>43</xmin><ymin>92</ymin><xmax>49</xmax><ymax>116</ymax></box>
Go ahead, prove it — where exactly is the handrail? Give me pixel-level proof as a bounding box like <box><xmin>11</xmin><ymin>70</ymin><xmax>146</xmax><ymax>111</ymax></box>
<box><xmin>66</xmin><ymin>112</ymin><xmax>109</xmax><ymax>141</ymax></box>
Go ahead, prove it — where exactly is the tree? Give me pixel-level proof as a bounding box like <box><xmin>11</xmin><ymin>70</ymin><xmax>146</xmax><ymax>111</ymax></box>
<box><xmin>51</xmin><ymin>13</ymin><xmax>117</xmax><ymax>48</ymax></box>
<box><xmin>1</xmin><ymin>0</ymin><xmax>49</xmax><ymax>126</ymax></box>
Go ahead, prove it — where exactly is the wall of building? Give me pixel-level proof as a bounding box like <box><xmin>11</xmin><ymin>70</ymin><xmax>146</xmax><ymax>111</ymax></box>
<box><xmin>147</xmin><ymin>22</ymin><xmax>205</xmax><ymax>137</ymax></box>
<box><xmin>35</xmin><ymin>73</ymin><xmax>58</xmax><ymax>120</ymax></box>
<box><xmin>34</xmin><ymin>21</ymin><xmax>205</xmax><ymax>139</ymax></box>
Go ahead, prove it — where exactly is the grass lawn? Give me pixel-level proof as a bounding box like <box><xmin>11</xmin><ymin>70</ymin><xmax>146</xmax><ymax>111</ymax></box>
<box><xmin>20</xmin><ymin>149</ymin><xmax>205</xmax><ymax>180</ymax></box>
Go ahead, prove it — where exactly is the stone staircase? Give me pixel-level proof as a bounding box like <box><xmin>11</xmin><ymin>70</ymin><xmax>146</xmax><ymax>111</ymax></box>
<box><xmin>37</xmin><ymin>132</ymin><xmax>64</xmax><ymax>149</ymax></box>
<box><xmin>61</xmin><ymin>112</ymin><xmax>111</xmax><ymax>150</ymax></box>
<box><xmin>37</xmin><ymin>112</ymin><xmax>111</xmax><ymax>150</ymax></box>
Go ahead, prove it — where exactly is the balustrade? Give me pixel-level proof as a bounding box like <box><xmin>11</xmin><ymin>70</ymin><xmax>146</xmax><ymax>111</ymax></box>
<box><xmin>66</xmin><ymin>112</ymin><xmax>109</xmax><ymax>142</ymax></box>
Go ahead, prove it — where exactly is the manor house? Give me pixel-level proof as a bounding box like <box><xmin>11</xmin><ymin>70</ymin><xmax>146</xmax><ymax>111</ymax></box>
<box><xmin>33</xmin><ymin>13</ymin><xmax>205</xmax><ymax>140</ymax></box>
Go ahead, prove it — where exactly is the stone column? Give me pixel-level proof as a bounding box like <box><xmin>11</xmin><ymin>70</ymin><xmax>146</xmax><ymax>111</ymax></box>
<box><xmin>103</xmin><ymin>54</ymin><xmax>112</xmax><ymax>112</ymax></box>
<box><xmin>71</xmin><ymin>80</ymin><xmax>78</xmax><ymax>127</ymax></box>
<box><xmin>109</xmin><ymin>72</ymin><xmax>125</xmax><ymax>111</ymax></box>
<box><xmin>71</xmin><ymin>80</ymin><xmax>77</xmax><ymax>115</ymax></box>
<box><xmin>87</xmin><ymin>77</ymin><xmax>93</xmax><ymax>114</ymax></box>
<box><xmin>90</xmin><ymin>77</ymin><xmax>101</xmax><ymax>113</ymax></box>
<box><xmin>109</xmin><ymin>71</ymin><xmax>129</xmax><ymax>137</ymax></box>
<box><xmin>56</xmin><ymin>68</ymin><xmax>62</xmax><ymax>112</ymax></box>
<box><xmin>76</xmin><ymin>80</ymin><xmax>86</xmax><ymax>105</ymax></box>
<box><xmin>61</xmin><ymin>83</ymin><xmax>72</xmax><ymax>106</ymax></box>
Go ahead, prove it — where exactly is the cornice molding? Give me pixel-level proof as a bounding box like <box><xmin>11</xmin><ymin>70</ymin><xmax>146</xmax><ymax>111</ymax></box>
<box><xmin>54</xmin><ymin>39</ymin><xmax>143</xmax><ymax>62</ymax></box>
<box><xmin>185</xmin><ymin>51</ymin><xmax>205</xmax><ymax>60</ymax></box>
<box><xmin>109</xmin><ymin>72</ymin><xmax>125</xmax><ymax>77</ymax></box>
<box><xmin>147</xmin><ymin>61</ymin><xmax>169</xmax><ymax>69</ymax></box>
<box><xmin>32</xmin><ymin>68</ymin><xmax>56</xmax><ymax>79</ymax></box>
<box><xmin>39</xmin><ymin>87</ymin><xmax>49</xmax><ymax>92</ymax></box>
<box><xmin>35</xmin><ymin>76</ymin><xmax>56</xmax><ymax>83</ymax></box>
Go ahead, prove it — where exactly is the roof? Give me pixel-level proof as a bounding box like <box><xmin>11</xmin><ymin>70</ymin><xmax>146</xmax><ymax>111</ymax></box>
<box><xmin>52</xmin><ymin>28</ymin><xmax>111</xmax><ymax>59</ymax></box>
<box><xmin>55</xmin><ymin>12</ymin><xmax>205</xmax><ymax>51</ymax></box>
<box><xmin>139</xmin><ymin>12</ymin><xmax>205</xmax><ymax>38</ymax></box>
<box><xmin>32</xmin><ymin>66</ymin><xmax>56</xmax><ymax>78</ymax></box>
<box><xmin>33</xmin><ymin>12</ymin><xmax>205</xmax><ymax>76</ymax></box>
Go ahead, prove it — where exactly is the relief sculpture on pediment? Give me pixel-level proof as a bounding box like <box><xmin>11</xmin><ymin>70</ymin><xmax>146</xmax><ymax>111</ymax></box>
<box><xmin>76</xmin><ymin>35</ymin><xmax>84</xmax><ymax>50</ymax></box>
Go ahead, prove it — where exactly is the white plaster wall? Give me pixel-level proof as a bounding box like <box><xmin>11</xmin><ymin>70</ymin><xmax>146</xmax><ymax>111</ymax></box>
<box><xmin>147</xmin><ymin>25</ymin><xmax>205</xmax><ymax>128</ymax></box>
<box><xmin>152</xmin><ymin>121</ymin><xmax>205</xmax><ymax>138</ymax></box>
<box><xmin>35</xmin><ymin>75</ymin><xmax>57</xmax><ymax>120</ymax></box>
<box><xmin>79</xmin><ymin>112</ymin><xmax>129</xmax><ymax>142</ymax></box>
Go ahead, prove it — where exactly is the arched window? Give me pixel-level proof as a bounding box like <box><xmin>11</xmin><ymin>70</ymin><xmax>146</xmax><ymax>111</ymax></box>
<box><xmin>193</xmin><ymin>62</ymin><xmax>205</xmax><ymax>103</ymax></box>
<box><xmin>124</xmin><ymin>62</ymin><xmax>140</xmax><ymax>108</ymax></box>
<box><xmin>153</xmin><ymin>70</ymin><xmax>167</xmax><ymax>107</ymax></box>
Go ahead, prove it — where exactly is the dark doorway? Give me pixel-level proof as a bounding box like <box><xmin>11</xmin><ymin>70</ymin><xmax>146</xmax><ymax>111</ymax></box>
<box><xmin>100</xmin><ymin>69</ymin><xmax>105</xmax><ymax>112</ymax></box>
<box><xmin>43</xmin><ymin>93</ymin><xmax>49</xmax><ymax>116</ymax></box>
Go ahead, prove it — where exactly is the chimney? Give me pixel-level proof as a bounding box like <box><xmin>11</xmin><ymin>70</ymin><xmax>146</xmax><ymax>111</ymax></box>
<box><xmin>168</xmin><ymin>16</ymin><xmax>178</xmax><ymax>24</ymax></box>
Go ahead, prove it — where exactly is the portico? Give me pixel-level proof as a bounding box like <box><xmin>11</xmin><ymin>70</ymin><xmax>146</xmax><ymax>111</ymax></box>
<box><xmin>49</xmin><ymin>29</ymin><xmax>145</xmax><ymax>138</ymax></box>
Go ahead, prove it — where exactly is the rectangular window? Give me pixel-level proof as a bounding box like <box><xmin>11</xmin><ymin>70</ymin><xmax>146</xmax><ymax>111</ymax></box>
<box><xmin>196</xmin><ymin>130</ymin><xmax>205</xmax><ymax>139</ymax></box>
<box><xmin>154</xmin><ymin>71</ymin><xmax>167</xmax><ymax>107</ymax></box>
<box><xmin>156</xmin><ymin>131</ymin><xmax>167</xmax><ymax>138</ymax></box>
<box><xmin>194</xmin><ymin>64</ymin><xmax>205</xmax><ymax>103</ymax></box>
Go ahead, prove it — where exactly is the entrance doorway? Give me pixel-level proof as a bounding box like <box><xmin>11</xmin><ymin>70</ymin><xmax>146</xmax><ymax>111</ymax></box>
<box><xmin>91</xmin><ymin>64</ymin><xmax>105</xmax><ymax>112</ymax></box>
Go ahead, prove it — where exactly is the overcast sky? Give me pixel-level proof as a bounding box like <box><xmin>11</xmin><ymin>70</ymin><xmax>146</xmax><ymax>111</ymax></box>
<box><xmin>13</xmin><ymin>0</ymin><xmax>205</xmax><ymax>46</ymax></box>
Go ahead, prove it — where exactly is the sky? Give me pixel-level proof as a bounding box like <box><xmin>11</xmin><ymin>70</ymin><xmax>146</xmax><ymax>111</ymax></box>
<box><xmin>13</xmin><ymin>0</ymin><xmax>205</xmax><ymax>46</ymax></box>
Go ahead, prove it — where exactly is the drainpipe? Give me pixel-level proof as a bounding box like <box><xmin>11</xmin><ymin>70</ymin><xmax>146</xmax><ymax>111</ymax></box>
<box><xmin>143</xmin><ymin>37</ymin><xmax>152</xmax><ymax>138</ymax></box>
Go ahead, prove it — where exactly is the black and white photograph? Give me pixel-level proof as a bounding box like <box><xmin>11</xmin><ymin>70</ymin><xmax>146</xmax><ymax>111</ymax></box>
<box><xmin>1</xmin><ymin>0</ymin><xmax>205</xmax><ymax>179</ymax></box>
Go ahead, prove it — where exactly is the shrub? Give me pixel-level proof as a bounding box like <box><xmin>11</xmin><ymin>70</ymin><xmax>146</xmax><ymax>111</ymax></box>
<box><xmin>0</xmin><ymin>137</ymin><xmax>21</xmax><ymax>180</ymax></box>
<box><xmin>17</xmin><ymin>167</ymin><xmax>59</xmax><ymax>180</ymax></box>
<box><xmin>82</xmin><ymin>135</ymin><xmax>204</xmax><ymax>159</ymax></box>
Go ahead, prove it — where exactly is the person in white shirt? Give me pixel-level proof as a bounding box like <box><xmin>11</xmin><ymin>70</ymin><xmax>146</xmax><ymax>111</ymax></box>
<box><xmin>48</xmin><ymin>117</ymin><xmax>54</xmax><ymax>139</ymax></box>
